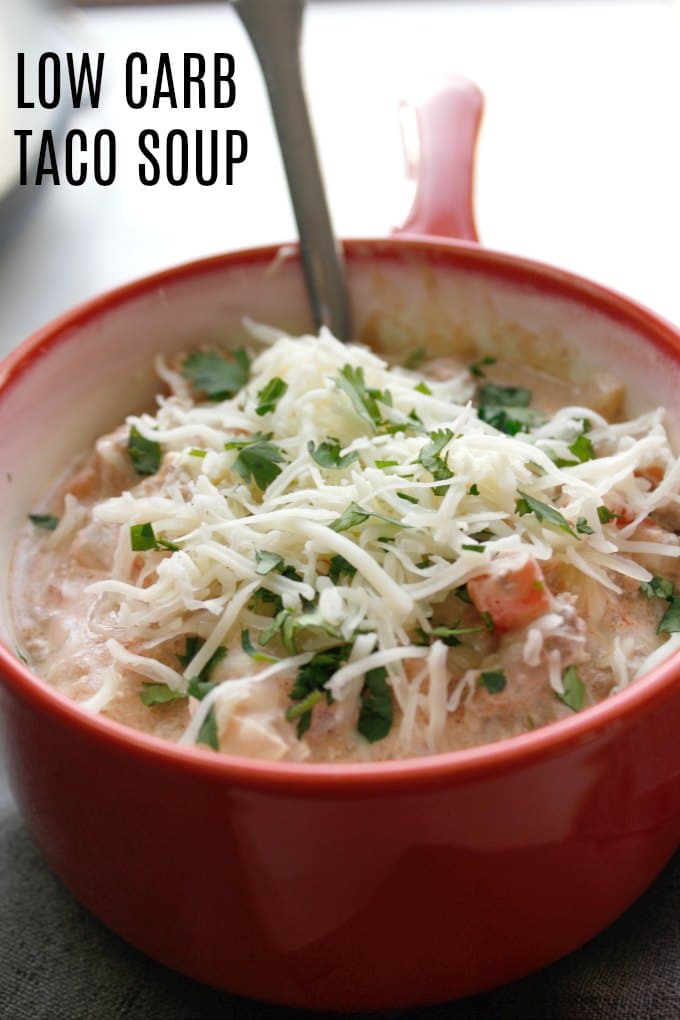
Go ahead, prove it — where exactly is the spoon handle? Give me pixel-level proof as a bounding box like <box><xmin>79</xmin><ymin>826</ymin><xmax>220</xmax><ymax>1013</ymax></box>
<box><xmin>234</xmin><ymin>0</ymin><xmax>350</xmax><ymax>340</ymax></box>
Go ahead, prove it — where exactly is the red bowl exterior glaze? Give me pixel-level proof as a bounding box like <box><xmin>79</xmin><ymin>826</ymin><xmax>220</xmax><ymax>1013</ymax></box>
<box><xmin>0</xmin><ymin>237</ymin><xmax>679</xmax><ymax>1011</ymax></box>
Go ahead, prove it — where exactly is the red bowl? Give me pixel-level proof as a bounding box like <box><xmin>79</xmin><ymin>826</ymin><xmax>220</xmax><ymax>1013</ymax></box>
<box><xmin>0</xmin><ymin>82</ymin><xmax>678</xmax><ymax>1011</ymax></box>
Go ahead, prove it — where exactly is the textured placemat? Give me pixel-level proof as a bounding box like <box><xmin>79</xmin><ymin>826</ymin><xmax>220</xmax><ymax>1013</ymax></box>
<box><xmin>1</xmin><ymin>776</ymin><xmax>678</xmax><ymax>1020</ymax></box>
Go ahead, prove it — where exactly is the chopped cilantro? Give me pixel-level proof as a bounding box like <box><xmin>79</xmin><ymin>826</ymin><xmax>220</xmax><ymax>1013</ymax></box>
<box><xmin>255</xmin><ymin>377</ymin><xmax>288</xmax><ymax>416</ymax></box>
<box><xmin>329</xmin><ymin>501</ymin><xmax>404</xmax><ymax>533</ymax></box>
<box><xmin>189</xmin><ymin>447</ymin><xmax>207</xmax><ymax>458</ymax></box>
<box><xmin>28</xmin><ymin>513</ymin><xmax>59</xmax><ymax>531</ymax></box>
<box><xmin>479</xmin><ymin>670</ymin><xmax>506</xmax><ymax>694</ymax></box>
<box><xmin>476</xmin><ymin>382</ymin><xmax>546</xmax><ymax>435</ymax></box>
<box><xmin>455</xmin><ymin>584</ymin><xmax>472</xmax><ymax>605</ymax></box>
<box><xmin>255</xmin><ymin>551</ymin><xmax>285</xmax><ymax>576</ymax></box>
<box><xmin>576</xmin><ymin>517</ymin><xmax>594</xmax><ymax>535</ymax></box>
<box><xmin>640</xmin><ymin>575</ymin><xmax>675</xmax><ymax>601</ymax></box>
<box><xmin>429</xmin><ymin>623</ymin><xmax>483</xmax><ymax>647</ymax></box>
<box><xmin>285</xmin><ymin>690</ymin><xmax>323</xmax><ymax>735</ymax></box>
<box><xmin>558</xmin><ymin>664</ymin><xmax>585</xmax><ymax>711</ymax></box>
<box><xmin>403</xmin><ymin>347</ymin><xmax>427</xmax><ymax>370</ymax></box>
<box><xmin>182</xmin><ymin>347</ymin><xmax>250</xmax><ymax>401</ymax></box>
<box><xmin>516</xmin><ymin>491</ymin><xmax>578</xmax><ymax>538</ymax></box>
<box><xmin>334</xmin><ymin>365</ymin><xmax>385</xmax><ymax>431</ymax></box>
<box><xmin>281</xmin><ymin>565</ymin><xmax>303</xmax><ymax>581</ymax></box>
<box><xmin>481</xmin><ymin>611</ymin><xmax>495</xmax><ymax>632</ymax></box>
<box><xmin>417</xmin><ymin>428</ymin><xmax>454</xmax><ymax>495</ymax></box>
<box><xmin>260</xmin><ymin>609</ymin><xmax>293</xmax><ymax>648</ymax></box>
<box><xmin>397</xmin><ymin>491</ymin><xmax>419</xmax><ymax>504</ymax></box>
<box><xmin>462</xmin><ymin>543</ymin><xmax>486</xmax><ymax>553</ymax></box>
<box><xmin>241</xmin><ymin>629</ymin><xmax>277</xmax><ymax>663</ymax></box>
<box><xmin>249</xmin><ymin>587</ymin><xmax>283</xmax><ymax>614</ymax></box>
<box><xmin>468</xmin><ymin>483</ymin><xmax>479</xmax><ymax>496</ymax></box>
<box><xmin>139</xmin><ymin>683</ymin><xmax>186</xmax><ymax>707</ymax></box>
<box><xmin>357</xmin><ymin>667</ymin><xmax>393</xmax><ymax>742</ymax></box>
<box><xmin>177</xmin><ymin>638</ymin><xmax>227</xmax><ymax>683</ymax></box>
<box><xmin>478</xmin><ymin>382</ymin><xmax>531</xmax><ymax>408</ymax></box>
<box><xmin>416</xmin><ymin>556</ymin><xmax>433</xmax><ymax>569</ymax></box>
<box><xmin>414</xmin><ymin>381</ymin><xmax>432</xmax><ymax>395</ymax></box>
<box><xmin>597</xmin><ymin>505</ymin><xmax>620</xmax><ymax>525</ymax></box>
<box><xmin>196</xmin><ymin>705</ymin><xmax>219</xmax><ymax>750</ymax></box>
<box><xmin>658</xmin><ymin>597</ymin><xmax>680</xmax><ymax>635</ymax></box>
<box><xmin>308</xmin><ymin>438</ymin><xmax>359</xmax><ymax>470</ymax></box>
<box><xmin>375</xmin><ymin>459</ymin><xmax>398</xmax><ymax>469</ymax></box>
<box><xmin>130</xmin><ymin>522</ymin><xmax>179</xmax><ymax>552</ymax></box>
<box><xmin>127</xmin><ymin>426</ymin><xmax>162</xmax><ymax>476</ymax></box>
<box><xmin>568</xmin><ymin>433</ymin><xmax>594</xmax><ymax>464</ymax></box>
<box><xmin>469</xmin><ymin>354</ymin><xmax>497</xmax><ymax>378</ymax></box>
<box><xmin>225</xmin><ymin>432</ymin><xmax>285</xmax><ymax>490</ymax></box>
<box><xmin>187</xmin><ymin>676</ymin><xmax>221</xmax><ymax>701</ymax></box>
<box><xmin>287</xmin><ymin>644</ymin><xmax>352</xmax><ymax>737</ymax></box>
<box><xmin>328</xmin><ymin>555</ymin><xmax>357</xmax><ymax>584</ymax></box>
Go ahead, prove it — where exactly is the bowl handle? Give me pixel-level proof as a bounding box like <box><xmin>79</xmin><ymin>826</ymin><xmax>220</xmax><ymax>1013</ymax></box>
<box><xmin>393</xmin><ymin>77</ymin><xmax>483</xmax><ymax>242</ymax></box>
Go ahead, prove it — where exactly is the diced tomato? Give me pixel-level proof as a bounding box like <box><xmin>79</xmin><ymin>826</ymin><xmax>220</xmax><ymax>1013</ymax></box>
<box><xmin>467</xmin><ymin>556</ymin><xmax>552</xmax><ymax>633</ymax></box>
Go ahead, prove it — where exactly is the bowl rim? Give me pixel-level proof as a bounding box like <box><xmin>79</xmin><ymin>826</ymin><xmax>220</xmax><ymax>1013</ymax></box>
<box><xmin>2</xmin><ymin>234</ymin><xmax>680</xmax><ymax>794</ymax></box>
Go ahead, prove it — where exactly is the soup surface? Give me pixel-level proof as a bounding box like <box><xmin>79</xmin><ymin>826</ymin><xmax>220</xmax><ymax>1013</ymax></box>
<box><xmin>12</xmin><ymin>328</ymin><xmax>680</xmax><ymax>761</ymax></box>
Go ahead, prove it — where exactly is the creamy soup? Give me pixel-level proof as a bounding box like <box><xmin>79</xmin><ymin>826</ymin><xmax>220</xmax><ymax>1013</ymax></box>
<box><xmin>11</xmin><ymin>329</ymin><xmax>680</xmax><ymax>762</ymax></box>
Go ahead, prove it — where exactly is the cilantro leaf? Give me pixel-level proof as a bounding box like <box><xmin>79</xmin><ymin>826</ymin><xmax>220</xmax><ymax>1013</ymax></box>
<box><xmin>28</xmin><ymin>513</ymin><xmax>59</xmax><ymax>531</ymax></box>
<box><xmin>597</xmin><ymin>505</ymin><xmax>620</xmax><ymax>525</ymax></box>
<box><xmin>567</xmin><ymin>433</ymin><xmax>594</xmax><ymax>463</ymax></box>
<box><xmin>187</xmin><ymin>676</ymin><xmax>220</xmax><ymax>701</ymax></box>
<box><xmin>576</xmin><ymin>517</ymin><xmax>594</xmax><ymax>535</ymax></box>
<box><xmin>479</xmin><ymin>670</ymin><xmax>507</xmax><ymax>694</ymax></box>
<box><xmin>469</xmin><ymin>354</ymin><xmax>497</xmax><ymax>378</ymax></box>
<box><xmin>476</xmin><ymin>383</ymin><xmax>546</xmax><ymax>435</ymax></box>
<box><xmin>130</xmin><ymin>522</ymin><xmax>158</xmax><ymax>551</ymax></box>
<box><xmin>287</xmin><ymin>644</ymin><xmax>352</xmax><ymax>737</ymax></box>
<box><xmin>334</xmin><ymin>365</ymin><xmax>384</xmax><ymax>430</ymax></box>
<box><xmin>241</xmin><ymin>629</ymin><xmax>277</xmax><ymax>663</ymax></box>
<box><xmin>225</xmin><ymin>432</ymin><xmax>285</xmax><ymax>490</ymax></box>
<box><xmin>414</xmin><ymin>381</ymin><xmax>432</xmax><ymax>395</ymax></box>
<box><xmin>182</xmin><ymin>347</ymin><xmax>250</xmax><ymax>401</ymax></box>
<box><xmin>403</xmin><ymin>347</ymin><xmax>426</xmax><ymax>370</ymax></box>
<box><xmin>139</xmin><ymin>683</ymin><xmax>187</xmax><ymax>707</ymax></box>
<box><xmin>285</xmin><ymin>690</ymin><xmax>323</xmax><ymax>736</ymax></box>
<box><xmin>558</xmin><ymin>664</ymin><xmax>585</xmax><ymax>711</ymax></box>
<box><xmin>516</xmin><ymin>491</ymin><xmax>578</xmax><ymax>538</ymax></box>
<box><xmin>375</xmin><ymin>459</ymin><xmax>398</xmax><ymax>469</ymax></box>
<box><xmin>478</xmin><ymin>382</ymin><xmax>531</xmax><ymax>408</ymax></box>
<box><xmin>196</xmin><ymin>705</ymin><xmax>219</xmax><ymax>750</ymax></box>
<box><xmin>130</xmin><ymin>522</ymin><xmax>179</xmax><ymax>552</ymax></box>
<box><xmin>429</xmin><ymin>623</ymin><xmax>483</xmax><ymax>647</ymax></box>
<box><xmin>328</xmin><ymin>555</ymin><xmax>357</xmax><ymax>584</ymax></box>
<box><xmin>308</xmin><ymin>438</ymin><xmax>359</xmax><ymax>470</ymax></box>
<box><xmin>455</xmin><ymin>584</ymin><xmax>472</xmax><ymax>604</ymax></box>
<box><xmin>417</xmin><ymin>428</ymin><xmax>454</xmax><ymax>495</ymax></box>
<box><xmin>177</xmin><ymin>638</ymin><xmax>227</xmax><ymax>683</ymax></box>
<box><xmin>640</xmin><ymin>575</ymin><xmax>675</xmax><ymax>601</ymax></box>
<box><xmin>255</xmin><ymin>377</ymin><xmax>288</xmax><ymax>416</ymax></box>
<box><xmin>357</xmin><ymin>667</ymin><xmax>393</xmax><ymax>742</ymax></box>
<box><xmin>658</xmin><ymin>596</ymin><xmax>680</xmax><ymax>634</ymax></box>
<box><xmin>468</xmin><ymin>483</ymin><xmax>479</xmax><ymax>496</ymax></box>
<box><xmin>329</xmin><ymin>501</ymin><xmax>405</xmax><ymax>533</ymax></box>
<box><xmin>127</xmin><ymin>425</ymin><xmax>162</xmax><ymax>476</ymax></box>
<box><xmin>249</xmin><ymin>587</ymin><xmax>284</xmax><ymax>614</ymax></box>
<box><xmin>255</xmin><ymin>551</ymin><xmax>285</xmax><ymax>576</ymax></box>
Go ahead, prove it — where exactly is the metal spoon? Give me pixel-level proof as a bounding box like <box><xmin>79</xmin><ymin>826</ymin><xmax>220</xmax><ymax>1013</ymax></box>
<box><xmin>233</xmin><ymin>0</ymin><xmax>350</xmax><ymax>339</ymax></box>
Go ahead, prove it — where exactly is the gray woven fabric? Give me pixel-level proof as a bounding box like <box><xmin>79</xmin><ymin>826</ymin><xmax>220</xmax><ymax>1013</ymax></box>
<box><xmin>1</xmin><ymin>769</ymin><xmax>678</xmax><ymax>1020</ymax></box>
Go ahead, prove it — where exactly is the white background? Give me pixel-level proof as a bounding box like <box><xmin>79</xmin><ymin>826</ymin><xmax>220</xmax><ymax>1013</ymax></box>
<box><xmin>1</xmin><ymin>0</ymin><xmax>679</xmax><ymax>355</ymax></box>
